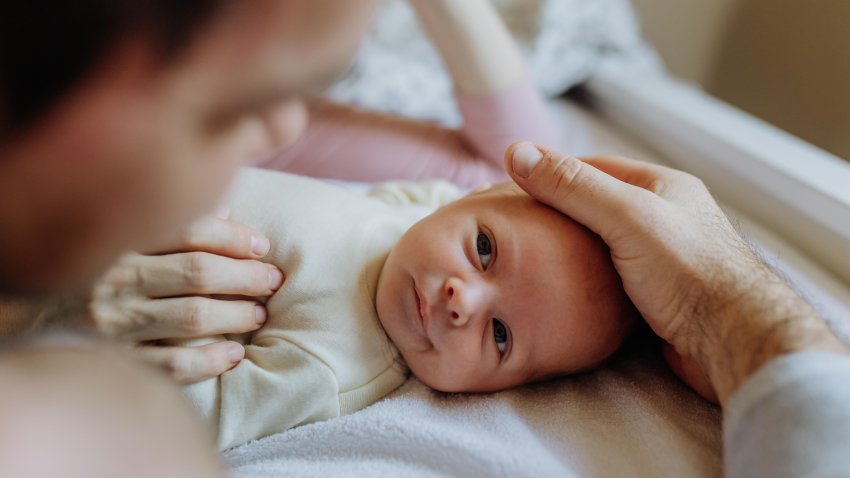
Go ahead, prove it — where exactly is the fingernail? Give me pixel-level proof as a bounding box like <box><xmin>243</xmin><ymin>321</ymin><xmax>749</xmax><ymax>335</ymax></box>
<box><xmin>512</xmin><ymin>142</ymin><xmax>543</xmax><ymax>178</ymax></box>
<box><xmin>251</xmin><ymin>234</ymin><xmax>270</xmax><ymax>256</ymax></box>
<box><xmin>227</xmin><ymin>343</ymin><xmax>244</xmax><ymax>363</ymax></box>
<box><xmin>268</xmin><ymin>266</ymin><xmax>284</xmax><ymax>290</ymax></box>
<box><xmin>254</xmin><ymin>305</ymin><xmax>267</xmax><ymax>325</ymax></box>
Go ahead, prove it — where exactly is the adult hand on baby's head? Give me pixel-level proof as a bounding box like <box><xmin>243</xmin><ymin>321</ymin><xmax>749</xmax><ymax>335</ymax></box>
<box><xmin>504</xmin><ymin>142</ymin><xmax>750</xmax><ymax>359</ymax></box>
<box><xmin>85</xmin><ymin>214</ymin><xmax>284</xmax><ymax>383</ymax></box>
<box><xmin>504</xmin><ymin>142</ymin><xmax>847</xmax><ymax>405</ymax></box>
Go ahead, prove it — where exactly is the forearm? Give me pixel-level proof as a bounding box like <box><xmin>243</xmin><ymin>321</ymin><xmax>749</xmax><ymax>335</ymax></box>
<box><xmin>410</xmin><ymin>0</ymin><xmax>524</xmax><ymax>96</ymax></box>
<box><xmin>692</xmin><ymin>259</ymin><xmax>848</xmax><ymax>405</ymax></box>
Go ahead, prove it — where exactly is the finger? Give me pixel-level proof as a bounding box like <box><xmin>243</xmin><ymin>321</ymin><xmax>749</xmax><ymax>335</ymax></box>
<box><xmin>136</xmin><ymin>341</ymin><xmax>245</xmax><ymax>384</ymax></box>
<box><xmin>579</xmin><ymin>155</ymin><xmax>672</xmax><ymax>190</ymax></box>
<box><xmin>504</xmin><ymin>142</ymin><xmax>657</xmax><ymax>239</ymax></box>
<box><xmin>115</xmin><ymin>297</ymin><xmax>267</xmax><ymax>342</ymax></box>
<box><xmin>163</xmin><ymin>215</ymin><xmax>271</xmax><ymax>259</ymax></box>
<box><xmin>129</xmin><ymin>252</ymin><xmax>284</xmax><ymax>298</ymax></box>
<box><xmin>580</xmin><ymin>155</ymin><xmax>702</xmax><ymax>200</ymax></box>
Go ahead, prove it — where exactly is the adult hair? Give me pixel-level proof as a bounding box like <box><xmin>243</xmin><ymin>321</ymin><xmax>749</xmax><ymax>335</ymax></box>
<box><xmin>0</xmin><ymin>0</ymin><xmax>225</xmax><ymax>138</ymax></box>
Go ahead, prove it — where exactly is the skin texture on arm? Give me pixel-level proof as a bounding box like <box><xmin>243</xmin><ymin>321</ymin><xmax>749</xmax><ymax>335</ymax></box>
<box><xmin>504</xmin><ymin>142</ymin><xmax>848</xmax><ymax>406</ymax></box>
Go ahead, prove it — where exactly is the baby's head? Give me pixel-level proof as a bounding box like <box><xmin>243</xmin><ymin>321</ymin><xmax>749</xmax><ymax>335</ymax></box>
<box><xmin>376</xmin><ymin>183</ymin><xmax>635</xmax><ymax>393</ymax></box>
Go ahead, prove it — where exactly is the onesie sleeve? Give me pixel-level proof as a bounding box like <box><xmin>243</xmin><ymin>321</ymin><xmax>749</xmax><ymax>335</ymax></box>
<box><xmin>256</xmin><ymin>75</ymin><xmax>558</xmax><ymax>189</ymax></box>
<box><xmin>454</xmin><ymin>74</ymin><xmax>559</xmax><ymax>172</ymax></box>
<box><xmin>184</xmin><ymin>338</ymin><xmax>339</xmax><ymax>451</ymax></box>
<box><xmin>723</xmin><ymin>351</ymin><xmax>850</xmax><ymax>477</ymax></box>
<box><xmin>368</xmin><ymin>179</ymin><xmax>463</xmax><ymax>209</ymax></box>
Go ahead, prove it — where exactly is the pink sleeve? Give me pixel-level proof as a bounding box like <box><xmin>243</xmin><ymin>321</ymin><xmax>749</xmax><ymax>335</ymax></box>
<box><xmin>455</xmin><ymin>74</ymin><xmax>559</xmax><ymax>169</ymax></box>
<box><xmin>257</xmin><ymin>75</ymin><xmax>558</xmax><ymax>189</ymax></box>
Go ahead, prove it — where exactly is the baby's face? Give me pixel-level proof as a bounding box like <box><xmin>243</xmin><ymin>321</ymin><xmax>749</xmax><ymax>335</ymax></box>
<box><xmin>376</xmin><ymin>185</ymin><xmax>633</xmax><ymax>393</ymax></box>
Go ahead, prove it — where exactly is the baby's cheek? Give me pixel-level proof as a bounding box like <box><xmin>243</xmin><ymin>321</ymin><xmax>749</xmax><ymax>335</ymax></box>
<box><xmin>404</xmin><ymin>353</ymin><xmax>453</xmax><ymax>392</ymax></box>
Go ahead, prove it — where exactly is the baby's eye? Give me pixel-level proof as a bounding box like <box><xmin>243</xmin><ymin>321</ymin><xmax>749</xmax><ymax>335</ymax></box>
<box><xmin>493</xmin><ymin>318</ymin><xmax>509</xmax><ymax>354</ymax></box>
<box><xmin>476</xmin><ymin>233</ymin><xmax>493</xmax><ymax>269</ymax></box>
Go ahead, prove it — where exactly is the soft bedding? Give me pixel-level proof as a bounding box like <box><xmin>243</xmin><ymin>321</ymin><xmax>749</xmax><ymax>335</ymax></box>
<box><xmin>226</xmin><ymin>338</ymin><xmax>721</xmax><ymax>477</ymax></box>
<box><xmin>223</xmin><ymin>97</ymin><xmax>850</xmax><ymax>477</ymax></box>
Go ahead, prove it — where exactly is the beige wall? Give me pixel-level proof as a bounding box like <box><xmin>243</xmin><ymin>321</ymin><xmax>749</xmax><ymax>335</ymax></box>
<box><xmin>631</xmin><ymin>0</ymin><xmax>850</xmax><ymax>161</ymax></box>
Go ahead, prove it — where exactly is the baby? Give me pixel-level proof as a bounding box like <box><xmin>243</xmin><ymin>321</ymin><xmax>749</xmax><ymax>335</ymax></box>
<box><xmin>184</xmin><ymin>168</ymin><xmax>634</xmax><ymax>450</ymax></box>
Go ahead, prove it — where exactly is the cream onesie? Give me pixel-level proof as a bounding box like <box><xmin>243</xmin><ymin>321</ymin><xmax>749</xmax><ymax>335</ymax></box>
<box><xmin>183</xmin><ymin>168</ymin><xmax>459</xmax><ymax>450</ymax></box>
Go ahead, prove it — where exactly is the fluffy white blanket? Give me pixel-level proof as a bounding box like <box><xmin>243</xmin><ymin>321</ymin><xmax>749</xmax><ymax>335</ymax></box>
<box><xmin>225</xmin><ymin>337</ymin><xmax>721</xmax><ymax>477</ymax></box>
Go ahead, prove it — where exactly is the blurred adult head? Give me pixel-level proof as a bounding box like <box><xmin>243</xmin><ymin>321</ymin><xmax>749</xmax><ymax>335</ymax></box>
<box><xmin>0</xmin><ymin>0</ymin><xmax>372</xmax><ymax>292</ymax></box>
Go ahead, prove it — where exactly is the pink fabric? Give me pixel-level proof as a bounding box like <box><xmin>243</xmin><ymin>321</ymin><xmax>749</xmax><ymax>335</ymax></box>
<box><xmin>257</xmin><ymin>75</ymin><xmax>559</xmax><ymax>189</ymax></box>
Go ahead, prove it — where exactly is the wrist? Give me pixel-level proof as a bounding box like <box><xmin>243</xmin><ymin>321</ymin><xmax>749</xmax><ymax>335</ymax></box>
<box><xmin>688</xmin><ymin>263</ymin><xmax>847</xmax><ymax>405</ymax></box>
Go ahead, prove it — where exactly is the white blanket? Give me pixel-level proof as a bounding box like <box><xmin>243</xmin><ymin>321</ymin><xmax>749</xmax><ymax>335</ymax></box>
<box><xmin>225</xmin><ymin>338</ymin><xmax>721</xmax><ymax>477</ymax></box>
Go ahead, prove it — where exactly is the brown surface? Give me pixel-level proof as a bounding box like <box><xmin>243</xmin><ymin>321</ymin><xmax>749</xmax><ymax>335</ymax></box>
<box><xmin>632</xmin><ymin>0</ymin><xmax>850</xmax><ymax>161</ymax></box>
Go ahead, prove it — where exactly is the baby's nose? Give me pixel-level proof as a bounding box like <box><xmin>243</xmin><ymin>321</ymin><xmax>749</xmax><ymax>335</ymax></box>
<box><xmin>444</xmin><ymin>277</ymin><xmax>485</xmax><ymax>328</ymax></box>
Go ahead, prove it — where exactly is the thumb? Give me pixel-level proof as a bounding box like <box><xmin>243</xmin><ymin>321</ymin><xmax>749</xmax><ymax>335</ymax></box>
<box><xmin>504</xmin><ymin>142</ymin><xmax>644</xmax><ymax>239</ymax></box>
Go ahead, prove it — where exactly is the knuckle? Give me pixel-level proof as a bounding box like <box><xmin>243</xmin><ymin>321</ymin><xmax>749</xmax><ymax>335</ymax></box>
<box><xmin>99</xmin><ymin>261</ymin><xmax>139</xmax><ymax>290</ymax></box>
<box><xmin>184</xmin><ymin>298</ymin><xmax>211</xmax><ymax>334</ymax></box>
<box><xmin>233</xmin><ymin>227</ymin><xmax>254</xmax><ymax>254</ymax></box>
<box><xmin>88</xmin><ymin>299</ymin><xmax>152</xmax><ymax>340</ymax></box>
<box><xmin>163</xmin><ymin>350</ymin><xmax>196</xmax><ymax>382</ymax></box>
<box><xmin>242</xmin><ymin>263</ymin><xmax>271</xmax><ymax>295</ymax></box>
<box><xmin>203</xmin><ymin>345</ymin><xmax>229</xmax><ymax>370</ymax></box>
<box><xmin>184</xmin><ymin>253</ymin><xmax>213</xmax><ymax>289</ymax></box>
<box><xmin>546</xmin><ymin>152</ymin><xmax>582</xmax><ymax>198</ymax></box>
<box><xmin>88</xmin><ymin>301</ymin><xmax>117</xmax><ymax>335</ymax></box>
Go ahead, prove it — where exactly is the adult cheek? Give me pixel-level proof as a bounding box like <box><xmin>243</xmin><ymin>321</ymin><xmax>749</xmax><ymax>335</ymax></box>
<box><xmin>133</xmin><ymin>139</ymin><xmax>245</xmax><ymax>252</ymax></box>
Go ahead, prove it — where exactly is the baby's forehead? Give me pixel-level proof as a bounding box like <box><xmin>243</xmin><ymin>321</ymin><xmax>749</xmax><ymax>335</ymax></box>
<box><xmin>452</xmin><ymin>183</ymin><xmax>554</xmax><ymax>219</ymax></box>
<box><xmin>453</xmin><ymin>182</ymin><xmax>529</xmax><ymax>209</ymax></box>
<box><xmin>469</xmin><ymin>182</ymin><xmax>525</xmax><ymax>199</ymax></box>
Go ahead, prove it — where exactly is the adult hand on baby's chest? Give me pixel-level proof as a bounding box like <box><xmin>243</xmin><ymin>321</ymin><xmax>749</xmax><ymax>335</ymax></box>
<box><xmin>87</xmin><ymin>214</ymin><xmax>284</xmax><ymax>383</ymax></box>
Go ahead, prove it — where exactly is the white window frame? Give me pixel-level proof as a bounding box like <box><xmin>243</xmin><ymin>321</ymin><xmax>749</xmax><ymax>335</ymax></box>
<box><xmin>584</xmin><ymin>70</ymin><xmax>850</xmax><ymax>285</ymax></box>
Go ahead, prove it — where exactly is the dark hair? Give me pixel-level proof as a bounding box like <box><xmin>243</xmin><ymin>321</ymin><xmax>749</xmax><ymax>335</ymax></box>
<box><xmin>0</xmin><ymin>0</ymin><xmax>224</xmax><ymax>137</ymax></box>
